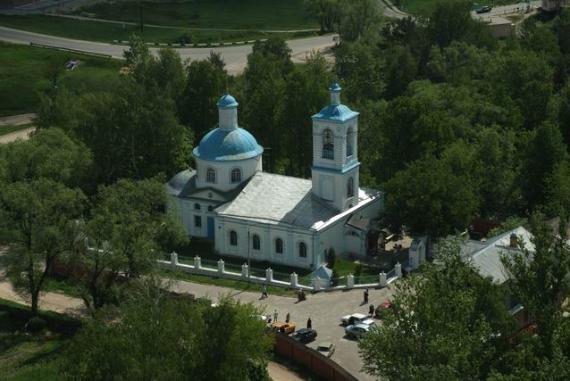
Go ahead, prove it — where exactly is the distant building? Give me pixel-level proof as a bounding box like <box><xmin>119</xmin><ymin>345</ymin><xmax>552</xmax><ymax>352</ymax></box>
<box><xmin>166</xmin><ymin>83</ymin><xmax>383</xmax><ymax>269</ymax></box>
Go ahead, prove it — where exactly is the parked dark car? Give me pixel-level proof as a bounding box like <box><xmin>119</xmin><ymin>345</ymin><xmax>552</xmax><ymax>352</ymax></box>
<box><xmin>476</xmin><ymin>5</ymin><xmax>492</xmax><ymax>14</ymax></box>
<box><xmin>291</xmin><ymin>328</ymin><xmax>317</xmax><ymax>343</ymax></box>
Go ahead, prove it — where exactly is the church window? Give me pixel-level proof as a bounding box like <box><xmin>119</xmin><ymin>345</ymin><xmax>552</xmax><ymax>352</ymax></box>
<box><xmin>347</xmin><ymin>177</ymin><xmax>354</xmax><ymax>198</ymax></box>
<box><xmin>208</xmin><ymin>206</ymin><xmax>213</xmax><ymax>212</ymax></box>
<box><xmin>252</xmin><ymin>234</ymin><xmax>261</xmax><ymax>251</ymax></box>
<box><xmin>206</xmin><ymin>168</ymin><xmax>216</xmax><ymax>183</ymax></box>
<box><xmin>194</xmin><ymin>203</ymin><xmax>201</xmax><ymax>210</ymax></box>
<box><xmin>322</xmin><ymin>129</ymin><xmax>334</xmax><ymax>160</ymax></box>
<box><xmin>346</xmin><ymin>127</ymin><xmax>354</xmax><ymax>157</ymax></box>
<box><xmin>231</xmin><ymin>168</ymin><xmax>242</xmax><ymax>183</ymax></box>
<box><xmin>299</xmin><ymin>242</ymin><xmax>307</xmax><ymax>258</ymax></box>
<box><xmin>194</xmin><ymin>215</ymin><xmax>202</xmax><ymax>228</ymax></box>
<box><xmin>275</xmin><ymin>238</ymin><xmax>283</xmax><ymax>254</ymax></box>
<box><xmin>230</xmin><ymin>230</ymin><xmax>238</xmax><ymax>246</ymax></box>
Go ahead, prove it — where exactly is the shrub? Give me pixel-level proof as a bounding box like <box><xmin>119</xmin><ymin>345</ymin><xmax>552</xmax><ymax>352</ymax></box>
<box><xmin>26</xmin><ymin>317</ymin><xmax>48</xmax><ymax>333</ymax></box>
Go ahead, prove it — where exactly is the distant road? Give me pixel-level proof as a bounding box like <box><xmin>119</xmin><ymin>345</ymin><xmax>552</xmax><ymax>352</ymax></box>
<box><xmin>0</xmin><ymin>26</ymin><xmax>337</xmax><ymax>74</ymax></box>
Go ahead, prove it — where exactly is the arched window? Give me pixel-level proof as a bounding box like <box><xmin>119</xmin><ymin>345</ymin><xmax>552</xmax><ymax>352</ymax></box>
<box><xmin>194</xmin><ymin>203</ymin><xmax>201</xmax><ymax>210</ymax></box>
<box><xmin>322</xmin><ymin>129</ymin><xmax>334</xmax><ymax>160</ymax></box>
<box><xmin>230</xmin><ymin>230</ymin><xmax>238</xmax><ymax>246</ymax></box>
<box><xmin>275</xmin><ymin>238</ymin><xmax>283</xmax><ymax>254</ymax></box>
<box><xmin>231</xmin><ymin>168</ymin><xmax>242</xmax><ymax>183</ymax></box>
<box><xmin>206</xmin><ymin>168</ymin><xmax>216</xmax><ymax>183</ymax></box>
<box><xmin>252</xmin><ymin>234</ymin><xmax>261</xmax><ymax>251</ymax></box>
<box><xmin>347</xmin><ymin>177</ymin><xmax>354</xmax><ymax>197</ymax></box>
<box><xmin>298</xmin><ymin>242</ymin><xmax>307</xmax><ymax>258</ymax></box>
<box><xmin>346</xmin><ymin>127</ymin><xmax>354</xmax><ymax>157</ymax></box>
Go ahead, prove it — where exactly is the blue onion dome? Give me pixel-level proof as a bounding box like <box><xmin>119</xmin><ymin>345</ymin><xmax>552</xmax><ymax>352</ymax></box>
<box><xmin>193</xmin><ymin>127</ymin><xmax>263</xmax><ymax>161</ymax></box>
<box><xmin>217</xmin><ymin>94</ymin><xmax>238</xmax><ymax>108</ymax></box>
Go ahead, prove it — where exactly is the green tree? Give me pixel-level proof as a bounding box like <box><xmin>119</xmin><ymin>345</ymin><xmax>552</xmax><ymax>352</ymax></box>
<box><xmin>384</xmin><ymin>45</ymin><xmax>418</xmax><ymax>99</ymax></box>
<box><xmin>178</xmin><ymin>56</ymin><xmax>228</xmax><ymax>139</ymax></box>
<box><xmin>304</xmin><ymin>0</ymin><xmax>340</xmax><ymax>33</ymax></box>
<box><xmin>72</xmin><ymin>178</ymin><xmax>187</xmax><ymax>311</ymax></box>
<box><xmin>383</xmin><ymin>147</ymin><xmax>479</xmax><ymax>237</ymax></box>
<box><xmin>61</xmin><ymin>289</ymin><xmax>273</xmax><ymax>381</ymax></box>
<box><xmin>502</xmin><ymin>214</ymin><xmax>570</xmax><ymax>357</ymax></box>
<box><xmin>337</xmin><ymin>0</ymin><xmax>380</xmax><ymax>42</ymax></box>
<box><xmin>359</xmin><ymin>239</ymin><xmax>514</xmax><ymax>380</ymax></box>
<box><xmin>0</xmin><ymin>179</ymin><xmax>86</xmax><ymax>316</ymax></box>
<box><xmin>545</xmin><ymin>162</ymin><xmax>570</xmax><ymax>217</ymax></box>
<box><xmin>428</xmin><ymin>0</ymin><xmax>473</xmax><ymax>47</ymax></box>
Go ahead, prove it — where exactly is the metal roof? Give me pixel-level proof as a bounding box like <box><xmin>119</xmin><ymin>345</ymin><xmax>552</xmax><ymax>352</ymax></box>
<box><xmin>312</xmin><ymin>104</ymin><xmax>359</xmax><ymax>123</ymax></box>
<box><xmin>192</xmin><ymin>127</ymin><xmax>263</xmax><ymax>162</ymax></box>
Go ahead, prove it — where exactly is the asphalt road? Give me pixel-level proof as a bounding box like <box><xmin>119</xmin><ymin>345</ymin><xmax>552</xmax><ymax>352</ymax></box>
<box><xmin>0</xmin><ymin>26</ymin><xmax>336</xmax><ymax>74</ymax></box>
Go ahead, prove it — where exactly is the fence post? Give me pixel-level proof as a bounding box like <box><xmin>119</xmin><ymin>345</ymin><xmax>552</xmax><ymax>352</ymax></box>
<box><xmin>379</xmin><ymin>272</ymin><xmax>387</xmax><ymax>287</ymax></box>
<box><xmin>194</xmin><ymin>256</ymin><xmax>201</xmax><ymax>269</ymax></box>
<box><xmin>242</xmin><ymin>263</ymin><xmax>249</xmax><ymax>278</ymax></box>
<box><xmin>266</xmin><ymin>268</ymin><xmax>273</xmax><ymax>283</ymax></box>
<box><xmin>313</xmin><ymin>276</ymin><xmax>321</xmax><ymax>291</ymax></box>
<box><xmin>395</xmin><ymin>262</ymin><xmax>402</xmax><ymax>278</ymax></box>
<box><xmin>347</xmin><ymin>274</ymin><xmax>355</xmax><ymax>289</ymax></box>
<box><xmin>290</xmin><ymin>272</ymin><xmax>298</xmax><ymax>288</ymax></box>
<box><xmin>217</xmin><ymin>259</ymin><xmax>225</xmax><ymax>274</ymax></box>
<box><xmin>170</xmin><ymin>252</ymin><xmax>178</xmax><ymax>269</ymax></box>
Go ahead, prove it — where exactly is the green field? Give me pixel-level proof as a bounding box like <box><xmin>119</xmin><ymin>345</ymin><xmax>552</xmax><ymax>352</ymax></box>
<box><xmin>0</xmin><ymin>42</ymin><xmax>122</xmax><ymax>116</ymax></box>
<box><xmin>395</xmin><ymin>0</ymin><xmax>517</xmax><ymax>16</ymax></box>
<box><xmin>0</xmin><ymin>15</ymin><xmax>308</xmax><ymax>45</ymax></box>
<box><xmin>76</xmin><ymin>0</ymin><xmax>318</xmax><ymax>30</ymax></box>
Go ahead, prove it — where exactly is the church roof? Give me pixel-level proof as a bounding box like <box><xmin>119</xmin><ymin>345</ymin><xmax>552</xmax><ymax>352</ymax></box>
<box><xmin>193</xmin><ymin>127</ymin><xmax>263</xmax><ymax>162</ymax></box>
<box><xmin>215</xmin><ymin>172</ymin><xmax>338</xmax><ymax>229</ymax></box>
<box><xmin>165</xmin><ymin>169</ymin><xmax>244</xmax><ymax>201</ymax></box>
<box><xmin>312</xmin><ymin>104</ymin><xmax>359</xmax><ymax>123</ymax></box>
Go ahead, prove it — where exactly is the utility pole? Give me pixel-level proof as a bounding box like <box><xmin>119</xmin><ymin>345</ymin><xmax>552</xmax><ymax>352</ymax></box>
<box><xmin>247</xmin><ymin>230</ymin><xmax>251</xmax><ymax>283</ymax></box>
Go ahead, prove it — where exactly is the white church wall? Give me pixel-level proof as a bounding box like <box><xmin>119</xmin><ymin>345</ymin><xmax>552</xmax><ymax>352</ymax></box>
<box><xmin>214</xmin><ymin>216</ymin><xmax>316</xmax><ymax>269</ymax></box>
<box><xmin>195</xmin><ymin>156</ymin><xmax>261</xmax><ymax>192</ymax></box>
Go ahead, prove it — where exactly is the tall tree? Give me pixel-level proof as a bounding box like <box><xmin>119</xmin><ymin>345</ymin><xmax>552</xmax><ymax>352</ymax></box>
<box><xmin>0</xmin><ymin>179</ymin><xmax>86</xmax><ymax>316</ymax></box>
<box><xmin>72</xmin><ymin>178</ymin><xmax>187</xmax><ymax>311</ymax></box>
<box><xmin>359</xmin><ymin>239</ymin><xmax>514</xmax><ymax>380</ymax></box>
<box><xmin>304</xmin><ymin>0</ymin><xmax>340</xmax><ymax>33</ymax></box>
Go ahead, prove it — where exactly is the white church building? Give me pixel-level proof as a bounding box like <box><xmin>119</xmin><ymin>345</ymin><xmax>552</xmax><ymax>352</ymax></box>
<box><xmin>166</xmin><ymin>83</ymin><xmax>383</xmax><ymax>269</ymax></box>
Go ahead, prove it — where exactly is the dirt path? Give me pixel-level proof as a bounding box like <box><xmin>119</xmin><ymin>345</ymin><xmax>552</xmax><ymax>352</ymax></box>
<box><xmin>0</xmin><ymin>113</ymin><xmax>35</xmax><ymax>126</ymax></box>
<box><xmin>0</xmin><ymin>127</ymin><xmax>35</xmax><ymax>144</ymax></box>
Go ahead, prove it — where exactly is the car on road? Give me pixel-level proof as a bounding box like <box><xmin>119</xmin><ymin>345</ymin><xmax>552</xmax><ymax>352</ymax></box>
<box><xmin>316</xmin><ymin>342</ymin><xmax>336</xmax><ymax>358</ymax></box>
<box><xmin>271</xmin><ymin>321</ymin><xmax>296</xmax><ymax>334</ymax></box>
<box><xmin>345</xmin><ymin>322</ymin><xmax>376</xmax><ymax>340</ymax></box>
<box><xmin>476</xmin><ymin>5</ymin><xmax>492</xmax><ymax>13</ymax></box>
<box><xmin>292</xmin><ymin>328</ymin><xmax>317</xmax><ymax>343</ymax></box>
<box><xmin>340</xmin><ymin>313</ymin><xmax>368</xmax><ymax>326</ymax></box>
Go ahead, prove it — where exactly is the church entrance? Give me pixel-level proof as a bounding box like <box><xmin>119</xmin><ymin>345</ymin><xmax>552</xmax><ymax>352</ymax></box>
<box><xmin>207</xmin><ymin>217</ymin><xmax>215</xmax><ymax>239</ymax></box>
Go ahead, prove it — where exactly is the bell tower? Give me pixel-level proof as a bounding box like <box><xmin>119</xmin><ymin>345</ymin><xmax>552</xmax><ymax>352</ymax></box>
<box><xmin>311</xmin><ymin>82</ymin><xmax>360</xmax><ymax>212</ymax></box>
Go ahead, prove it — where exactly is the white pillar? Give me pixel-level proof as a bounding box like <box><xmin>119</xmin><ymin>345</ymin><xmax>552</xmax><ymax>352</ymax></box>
<box><xmin>313</xmin><ymin>276</ymin><xmax>321</xmax><ymax>291</ymax></box>
<box><xmin>395</xmin><ymin>263</ymin><xmax>402</xmax><ymax>278</ymax></box>
<box><xmin>379</xmin><ymin>272</ymin><xmax>387</xmax><ymax>287</ymax></box>
<box><xmin>242</xmin><ymin>264</ymin><xmax>249</xmax><ymax>278</ymax></box>
<box><xmin>170</xmin><ymin>252</ymin><xmax>178</xmax><ymax>268</ymax></box>
<box><xmin>194</xmin><ymin>256</ymin><xmax>201</xmax><ymax>269</ymax></box>
<box><xmin>290</xmin><ymin>272</ymin><xmax>298</xmax><ymax>288</ymax></box>
<box><xmin>217</xmin><ymin>259</ymin><xmax>225</xmax><ymax>274</ymax></box>
<box><xmin>347</xmin><ymin>274</ymin><xmax>355</xmax><ymax>289</ymax></box>
<box><xmin>266</xmin><ymin>268</ymin><xmax>273</xmax><ymax>283</ymax></box>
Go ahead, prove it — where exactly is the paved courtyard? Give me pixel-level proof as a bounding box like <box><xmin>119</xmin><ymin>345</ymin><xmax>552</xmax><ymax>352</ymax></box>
<box><xmin>170</xmin><ymin>279</ymin><xmax>396</xmax><ymax>381</ymax></box>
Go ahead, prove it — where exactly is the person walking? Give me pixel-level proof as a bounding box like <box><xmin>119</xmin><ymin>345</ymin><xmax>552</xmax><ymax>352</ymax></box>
<box><xmin>369</xmin><ymin>304</ymin><xmax>375</xmax><ymax>316</ymax></box>
<box><xmin>261</xmin><ymin>285</ymin><xmax>268</xmax><ymax>299</ymax></box>
<box><xmin>307</xmin><ymin>317</ymin><xmax>312</xmax><ymax>329</ymax></box>
<box><xmin>364</xmin><ymin>288</ymin><xmax>369</xmax><ymax>304</ymax></box>
<box><xmin>286</xmin><ymin>312</ymin><xmax>291</xmax><ymax>323</ymax></box>
<box><xmin>273</xmin><ymin>309</ymin><xmax>278</xmax><ymax>322</ymax></box>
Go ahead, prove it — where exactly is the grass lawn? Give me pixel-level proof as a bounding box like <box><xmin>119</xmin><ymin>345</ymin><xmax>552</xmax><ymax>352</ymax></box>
<box><xmin>0</xmin><ymin>42</ymin><xmax>122</xmax><ymax>116</ymax></box>
<box><xmin>396</xmin><ymin>0</ymin><xmax>517</xmax><ymax>16</ymax></box>
<box><xmin>0</xmin><ymin>15</ymin><xmax>316</xmax><ymax>45</ymax></box>
<box><xmin>0</xmin><ymin>123</ymin><xmax>33</xmax><ymax>136</ymax></box>
<box><xmin>0</xmin><ymin>298</ymin><xmax>79</xmax><ymax>381</ymax></box>
<box><xmin>76</xmin><ymin>0</ymin><xmax>318</xmax><ymax>30</ymax></box>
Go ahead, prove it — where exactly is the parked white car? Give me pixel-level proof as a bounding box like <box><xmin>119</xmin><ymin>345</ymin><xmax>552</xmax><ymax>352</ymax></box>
<box><xmin>340</xmin><ymin>313</ymin><xmax>367</xmax><ymax>326</ymax></box>
<box><xmin>345</xmin><ymin>322</ymin><xmax>376</xmax><ymax>339</ymax></box>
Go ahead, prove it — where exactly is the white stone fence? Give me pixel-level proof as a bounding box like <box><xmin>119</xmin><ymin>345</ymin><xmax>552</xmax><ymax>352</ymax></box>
<box><xmin>158</xmin><ymin>252</ymin><xmax>402</xmax><ymax>292</ymax></box>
